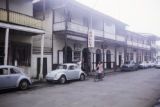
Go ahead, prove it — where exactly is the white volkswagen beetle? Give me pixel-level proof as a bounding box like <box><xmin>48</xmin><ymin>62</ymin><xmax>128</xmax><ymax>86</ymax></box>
<box><xmin>0</xmin><ymin>65</ymin><xmax>32</xmax><ymax>90</ymax></box>
<box><xmin>46</xmin><ymin>63</ymin><xmax>86</xmax><ymax>84</ymax></box>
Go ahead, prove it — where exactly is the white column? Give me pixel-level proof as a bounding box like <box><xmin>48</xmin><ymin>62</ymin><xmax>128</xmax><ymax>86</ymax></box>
<box><xmin>39</xmin><ymin>34</ymin><xmax>44</xmax><ymax>80</ymax></box>
<box><xmin>4</xmin><ymin>28</ymin><xmax>9</xmax><ymax>65</ymax></box>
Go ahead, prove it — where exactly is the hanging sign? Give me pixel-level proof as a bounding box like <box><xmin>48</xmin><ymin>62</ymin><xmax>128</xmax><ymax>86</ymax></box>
<box><xmin>88</xmin><ymin>30</ymin><xmax>95</xmax><ymax>48</ymax></box>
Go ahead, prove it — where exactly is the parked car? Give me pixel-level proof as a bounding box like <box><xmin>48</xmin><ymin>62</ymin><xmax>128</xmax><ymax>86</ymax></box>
<box><xmin>121</xmin><ymin>61</ymin><xmax>138</xmax><ymax>71</ymax></box>
<box><xmin>46</xmin><ymin>63</ymin><xmax>86</xmax><ymax>84</ymax></box>
<box><xmin>147</xmin><ymin>61</ymin><xmax>156</xmax><ymax>68</ymax></box>
<box><xmin>0</xmin><ymin>65</ymin><xmax>32</xmax><ymax>90</ymax></box>
<box><xmin>155</xmin><ymin>62</ymin><xmax>160</xmax><ymax>68</ymax></box>
<box><xmin>138</xmin><ymin>62</ymin><xmax>149</xmax><ymax>69</ymax></box>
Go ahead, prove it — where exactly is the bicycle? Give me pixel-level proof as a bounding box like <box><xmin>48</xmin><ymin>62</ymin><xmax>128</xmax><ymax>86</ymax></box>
<box><xmin>93</xmin><ymin>71</ymin><xmax>104</xmax><ymax>82</ymax></box>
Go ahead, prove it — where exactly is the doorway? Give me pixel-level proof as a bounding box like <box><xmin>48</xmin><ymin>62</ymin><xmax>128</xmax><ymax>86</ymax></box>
<box><xmin>96</xmin><ymin>49</ymin><xmax>101</xmax><ymax>66</ymax></box>
<box><xmin>63</xmin><ymin>46</ymin><xmax>72</xmax><ymax>63</ymax></box>
<box><xmin>106</xmin><ymin>50</ymin><xmax>111</xmax><ymax>69</ymax></box>
<box><xmin>119</xmin><ymin>55</ymin><xmax>122</xmax><ymax>67</ymax></box>
<box><xmin>37</xmin><ymin>58</ymin><xmax>47</xmax><ymax>79</ymax></box>
<box><xmin>82</xmin><ymin>48</ymin><xmax>91</xmax><ymax>74</ymax></box>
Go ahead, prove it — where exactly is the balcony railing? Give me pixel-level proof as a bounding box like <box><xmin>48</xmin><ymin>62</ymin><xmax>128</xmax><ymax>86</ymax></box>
<box><xmin>67</xmin><ymin>22</ymin><xmax>88</xmax><ymax>34</ymax></box>
<box><xmin>0</xmin><ymin>8</ymin><xmax>43</xmax><ymax>29</ymax></box>
<box><xmin>53</xmin><ymin>22</ymin><xmax>152</xmax><ymax>49</ymax></box>
<box><xmin>116</xmin><ymin>35</ymin><xmax>125</xmax><ymax>42</ymax></box>
<box><xmin>127</xmin><ymin>41</ymin><xmax>151</xmax><ymax>49</ymax></box>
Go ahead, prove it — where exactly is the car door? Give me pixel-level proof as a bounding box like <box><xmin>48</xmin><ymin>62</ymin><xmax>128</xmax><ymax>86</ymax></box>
<box><xmin>67</xmin><ymin>65</ymin><xmax>76</xmax><ymax>80</ymax></box>
<box><xmin>8</xmin><ymin>68</ymin><xmax>21</xmax><ymax>87</ymax></box>
<box><xmin>0</xmin><ymin>68</ymin><xmax>9</xmax><ymax>89</ymax></box>
<box><xmin>74</xmin><ymin>65</ymin><xmax>80</xmax><ymax>79</ymax></box>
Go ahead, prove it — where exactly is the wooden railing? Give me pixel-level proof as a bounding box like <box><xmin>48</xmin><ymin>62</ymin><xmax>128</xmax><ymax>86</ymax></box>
<box><xmin>0</xmin><ymin>8</ymin><xmax>43</xmax><ymax>29</ymax></box>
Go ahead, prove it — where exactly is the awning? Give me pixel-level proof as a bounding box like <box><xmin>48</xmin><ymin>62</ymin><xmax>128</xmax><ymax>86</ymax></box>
<box><xmin>0</xmin><ymin>22</ymin><xmax>45</xmax><ymax>34</ymax></box>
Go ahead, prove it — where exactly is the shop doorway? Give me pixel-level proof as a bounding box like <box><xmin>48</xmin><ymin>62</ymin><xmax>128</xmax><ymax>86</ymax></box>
<box><xmin>82</xmin><ymin>48</ymin><xmax>91</xmax><ymax>74</ymax></box>
<box><xmin>63</xmin><ymin>46</ymin><xmax>72</xmax><ymax>63</ymax></box>
<box><xmin>96</xmin><ymin>49</ymin><xmax>101</xmax><ymax>66</ymax></box>
<box><xmin>119</xmin><ymin>55</ymin><xmax>122</xmax><ymax>67</ymax></box>
<box><xmin>106</xmin><ymin>50</ymin><xmax>111</xmax><ymax>69</ymax></box>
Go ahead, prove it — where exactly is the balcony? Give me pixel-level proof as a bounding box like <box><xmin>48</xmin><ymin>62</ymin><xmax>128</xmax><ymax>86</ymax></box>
<box><xmin>0</xmin><ymin>8</ymin><xmax>43</xmax><ymax>29</ymax></box>
<box><xmin>127</xmin><ymin>40</ymin><xmax>151</xmax><ymax>50</ymax></box>
<box><xmin>53</xmin><ymin>21</ymin><xmax>125</xmax><ymax>43</ymax></box>
<box><xmin>116</xmin><ymin>35</ymin><xmax>125</xmax><ymax>42</ymax></box>
<box><xmin>151</xmin><ymin>44</ymin><xmax>157</xmax><ymax>49</ymax></box>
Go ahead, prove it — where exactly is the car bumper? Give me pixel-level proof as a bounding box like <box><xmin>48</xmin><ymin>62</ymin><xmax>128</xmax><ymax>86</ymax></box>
<box><xmin>46</xmin><ymin>76</ymin><xmax>59</xmax><ymax>81</ymax></box>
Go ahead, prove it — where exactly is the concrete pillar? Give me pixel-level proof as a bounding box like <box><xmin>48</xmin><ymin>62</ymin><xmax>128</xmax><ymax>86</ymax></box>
<box><xmin>114</xmin><ymin>47</ymin><xmax>117</xmax><ymax>71</ymax></box>
<box><xmin>4</xmin><ymin>28</ymin><xmax>9</xmax><ymax>65</ymax></box>
<box><xmin>39</xmin><ymin>34</ymin><xmax>44</xmax><ymax>80</ymax></box>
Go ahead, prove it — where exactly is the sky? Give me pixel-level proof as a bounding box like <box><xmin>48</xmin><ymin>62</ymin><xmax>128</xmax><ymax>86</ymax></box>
<box><xmin>76</xmin><ymin>0</ymin><xmax>160</xmax><ymax>37</ymax></box>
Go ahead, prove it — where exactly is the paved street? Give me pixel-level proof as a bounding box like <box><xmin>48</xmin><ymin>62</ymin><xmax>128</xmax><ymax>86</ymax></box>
<box><xmin>1</xmin><ymin>68</ymin><xmax>160</xmax><ymax>107</ymax></box>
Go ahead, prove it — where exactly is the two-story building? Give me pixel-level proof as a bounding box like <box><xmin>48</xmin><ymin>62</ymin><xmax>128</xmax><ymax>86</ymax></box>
<box><xmin>32</xmin><ymin>0</ymin><xmax>159</xmax><ymax>77</ymax></box>
<box><xmin>0</xmin><ymin>0</ymin><xmax>44</xmax><ymax>78</ymax></box>
<box><xmin>32</xmin><ymin>0</ymin><xmax>127</xmax><ymax>75</ymax></box>
<box><xmin>125</xmin><ymin>31</ymin><xmax>158</xmax><ymax>63</ymax></box>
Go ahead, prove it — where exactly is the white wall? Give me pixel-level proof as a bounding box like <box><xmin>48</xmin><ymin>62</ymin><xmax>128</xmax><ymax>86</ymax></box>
<box><xmin>54</xmin><ymin>9</ymin><xmax>65</xmax><ymax>23</ymax></box>
<box><xmin>33</xmin><ymin>9</ymin><xmax>53</xmax><ymax>48</ymax></box>
<box><xmin>31</xmin><ymin>55</ymin><xmax>52</xmax><ymax>78</ymax></box>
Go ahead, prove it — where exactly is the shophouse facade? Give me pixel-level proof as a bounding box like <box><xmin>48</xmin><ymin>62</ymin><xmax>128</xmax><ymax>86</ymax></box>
<box><xmin>32</xmin><ymin>0</ymin><xmax>159</xmax><ymax>77</ymax></box>
<box><xmin>0</xmin><ymin>0</ymin><xmax>44</xmax><ymax>78</ymax></box>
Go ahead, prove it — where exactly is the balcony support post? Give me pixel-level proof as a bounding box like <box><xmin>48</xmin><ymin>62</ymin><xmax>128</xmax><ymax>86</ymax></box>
<box><xmin>39</xmin><ymin>34</ymin><xmax>44</xmax><ymax>80</ymax></box>
<box><xmin>4</xmin><ymin>28</ymin><xmax>9</xmax><ymax>65</ymax></box>
<box><xmin>114</xmin><ymin>46</ymin><xmax>117</xmax><ymax>72</ymax></box>
<box><xmin>102</xmin><ymin>19</ymin><xmax>105</xmax><ymax>70</ymax></box>
<box><xmin>6</xmin><ymin>0</ymin><xmax>9</xmax><ymax>21</ymax></box>
<box><xmin>64</xmin><ymin>7</ymin><xmax>68</xmax><ymax>63</ymax></box>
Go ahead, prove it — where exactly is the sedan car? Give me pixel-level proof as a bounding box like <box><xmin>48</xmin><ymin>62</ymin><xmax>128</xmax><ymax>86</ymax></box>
<box><xmin>46</xmin><ymin>63</ymin><xmax>86</xmax><ymax>84</ymax></box>
<box><xmin>155</xmin><ymin>62</ymin><xmax>160</xmax><ymax>68</ymax></box>
<box><xmin>138</xmin><ymin>62</ymin><xmax>148</xmax><ymax>69</ymax></box>
<box><xmin>0</xmin><ymin>65</ymin><xmax>32</xmax><ymax>90</ymax></box>
<box><xmin>121</xmin><ymin>61</ymin><xmax>138</xmax><ymax>71</ymax></box>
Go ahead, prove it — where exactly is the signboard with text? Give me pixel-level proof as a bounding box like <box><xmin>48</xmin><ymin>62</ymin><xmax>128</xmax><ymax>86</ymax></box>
<box><xmin>88</xmin><ymin>30</ymin><xmax>95</xmax><ymax>48</ymax></box>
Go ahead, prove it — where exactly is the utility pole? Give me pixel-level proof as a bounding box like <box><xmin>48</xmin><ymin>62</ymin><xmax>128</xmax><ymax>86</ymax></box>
<box><xmin>102</xmin><ymin>19</ymin><xmax>105</xmax><ymax>70</ymax></box>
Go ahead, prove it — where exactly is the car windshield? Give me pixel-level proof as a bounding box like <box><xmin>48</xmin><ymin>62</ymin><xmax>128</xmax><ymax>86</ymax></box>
<box><xmin>57</xmin><ymin>65</ymin><xmax>67</xmax><ymax>69</ymax></box>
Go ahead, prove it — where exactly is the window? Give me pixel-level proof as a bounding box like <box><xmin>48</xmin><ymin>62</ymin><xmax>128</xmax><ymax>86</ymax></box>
<box><xmin>57</xmin><ymin>65</ymin><xmax>67</xmax><ymax>70</ymax></box>
<box><xmin>11</xmin><ymin>42</ymin><xmax>31</xmax><ymax>66</ymax></box>
<box><xmin>10</xmin><ymin>68</ymin><xmax>20</xmax><ymax>74</ymax></box>
<box><xmin>0</xmin><ymin>68</ymin><xmax>8</xmax><ymax>75</ymax></box>
<box><xmin>68</xmin><ymin>65</ymin><xmax>74</xmax><ymax>70</ymax></box>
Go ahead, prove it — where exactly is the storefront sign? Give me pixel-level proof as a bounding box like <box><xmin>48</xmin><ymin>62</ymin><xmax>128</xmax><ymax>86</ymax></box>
<box><xmin>88</xmin><ymin>30</ymin><xmax>95</xmax><ymax>48</ymax></box>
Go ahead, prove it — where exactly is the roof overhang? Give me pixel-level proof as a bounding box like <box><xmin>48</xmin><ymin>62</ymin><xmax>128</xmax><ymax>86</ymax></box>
<box><xmin>0</xmin><ymin>22</ymin><xmax>45</xmax><ymax>34</ymax></box>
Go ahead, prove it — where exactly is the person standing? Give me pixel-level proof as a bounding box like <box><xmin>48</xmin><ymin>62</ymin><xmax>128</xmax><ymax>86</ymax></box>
<box><xmin>97</xmin><ymin>61</ymin><xmax>103</xmax><ymax>80</ymax></box>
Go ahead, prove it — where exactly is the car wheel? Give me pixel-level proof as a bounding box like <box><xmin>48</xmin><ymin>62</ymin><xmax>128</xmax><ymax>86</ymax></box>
<box><xmin>59</xmin><ymin>75</ymin><xmax>66</xmax><ymax>84</ymax></box>
<box><xmin>80</xmin><ymin>74</ymin><xmax>85</xmax><ymax>81</ymax></box>
<box><xmin>19</xmin><ymin>80</ymin><xmax>29</xmax><ymax>90</ymax></box>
